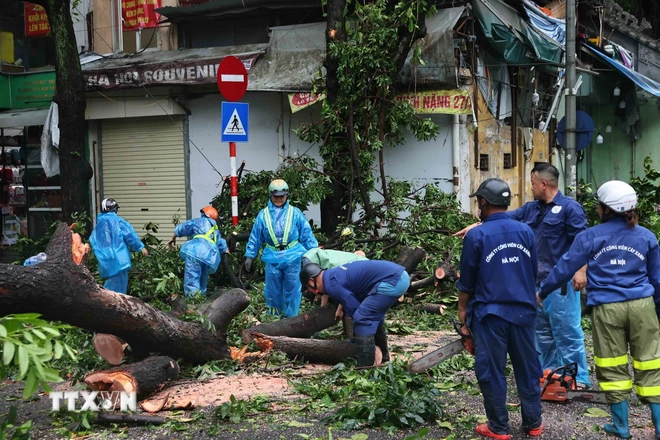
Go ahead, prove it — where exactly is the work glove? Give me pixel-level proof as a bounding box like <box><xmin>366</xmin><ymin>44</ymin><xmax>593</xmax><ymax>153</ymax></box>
<box><xmin>244</xmin><ymin>257</ymin><xmax>253</xmax><ymax>272</ymax></box>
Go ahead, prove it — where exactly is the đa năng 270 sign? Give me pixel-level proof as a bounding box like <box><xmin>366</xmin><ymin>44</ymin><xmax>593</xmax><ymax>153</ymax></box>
<box><xmin>49</xmin><ymin>391</ymin><xmax>137</xmax><ymax>412</ymax></box>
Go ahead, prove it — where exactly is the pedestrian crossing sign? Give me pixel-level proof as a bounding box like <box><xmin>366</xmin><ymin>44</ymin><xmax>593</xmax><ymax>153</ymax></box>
<box><xmin>221</xmin><ymin>102</ymin><xmax>249</xmax><ymax>142</ymax></box>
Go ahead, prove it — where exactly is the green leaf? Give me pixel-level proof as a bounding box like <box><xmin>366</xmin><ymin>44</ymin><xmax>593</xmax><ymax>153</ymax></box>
<box><xmin>351</xmin><ymin>434</ymin><xmax>368</xmax><ymax>440</ymax></box>
<box><xmin>283</xmin><ymin>421</ymin><xmax>314</xmax><ymax>427</ymax></box>
<box><xmin>31</xmin><ymin>329</ymin><xmax>47</xmax><ymax>340</ymax></box>
<box><xmin>17</xmin><ymin>345</ymin><xmax>28</xmax><ymax>379</ymax></box>
<box><xmin>23</xmin><ymin>370</ymin><xmax>38</xmax><ymax>398</ymax></box>
<box><xmin>41</xmin><ymin>326</ymin><xmax>61</xmax><ymax>337</ymax></box>
<box><xmin>584</xmin><ymin>407</ymin><xmax>610</xmax><ymax>418</ymax></box>
<box><xmin>437</xmin><ymin>420</ymin><xmax>454</xmax><ymax>430</ymax></box>
<box><xmin>2</xmin><ymin>340</ymin><xmax>15</xmax><ymax>365</ymax></box>
<box><xmin>0</xmin><ymin>324</ymin><xmax>7</xmax><ymax>338</ymax></box>
<box><xmin>53</xmin><ymin>340</ymin><xmax>63</xmax><ymax>360</ymax></box>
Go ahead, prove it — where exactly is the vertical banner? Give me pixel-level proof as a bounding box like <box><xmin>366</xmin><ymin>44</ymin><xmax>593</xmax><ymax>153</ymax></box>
<box><xmin>24</xmin><ymin>2</ymin><xmax>51</xmax><ymax>37</ymax></box>
<box><xmin>122</xmin><ymin>0</ymin><xmax>161</xmax><ymax>31</ymax></box>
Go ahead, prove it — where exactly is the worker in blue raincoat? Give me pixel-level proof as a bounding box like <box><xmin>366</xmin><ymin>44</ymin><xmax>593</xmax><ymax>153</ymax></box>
<box><xmin>457</xmin><ymin>178</ymin><xmax>542</xmax><ymax>440</ymax></box>
<box><xmin>300</xmin><ymin>259</ymin><xmax>409</xmax><ymax>366</ymax></box>
<box><xmin>168</xmin><ymin>206</ymin><xmax>228</xmax><ymax>296</ymax></box>
<box><xmin>90</xmin><ymin>198</ymin><xmax>148</xmax><ymax>294</ymax></box>
<box><xmin>244</xmin><ymin>179</ymin><xmax>318</xmax><ymax>318</ymax></box>
<box><xmin>455</xmin><ymin>163</ymin><xmax>591</xmax><ymax>389</ymax></box>
<box><xmin>539</xmin><ymin>181</ymin><xmax>660</xmax><ymax>440</ymax></box>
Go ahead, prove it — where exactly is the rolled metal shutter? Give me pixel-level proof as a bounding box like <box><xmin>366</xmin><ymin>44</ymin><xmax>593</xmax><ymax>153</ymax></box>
<box><xmin>100</xmin><ymin>116</ymin><xmax>187</xmax><ymax>243</ymax></box>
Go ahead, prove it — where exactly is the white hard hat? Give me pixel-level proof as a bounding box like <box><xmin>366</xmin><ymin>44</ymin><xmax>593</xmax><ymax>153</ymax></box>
<box><xmin>597</xmin><ymin>180</ymin><xmax>637</xmax><ymax>212</ymax></box>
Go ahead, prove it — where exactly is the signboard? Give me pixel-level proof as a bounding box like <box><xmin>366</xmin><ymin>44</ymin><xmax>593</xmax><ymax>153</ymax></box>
<box><xmin>24</xmin><ymin>2</ymin><xmax>50</xmax><ymax>37</ymax></box>
<box><xmin>9</xmin><ymin>72</ymin><xmax>56</xmax><ymax>109</ymax></box>
<box><xmin>288</xmin><ymin>92</ymin><xmax>326</xmax><ymax>113</ymax></box>
<box><xmin>221</xmin><ymin>102</ymin><xmax>249</xmax><ymax>143</ymax></box>
<box><xmin>122</xmin><ymin>0</ymin><xmax>161</xmax><ymax>31</ymax></box>
<box><xmin>84</xmin><ymin>54</ymin><xmax>258</xmax><ymax>90</ymax></box>
<box><xmin>217</xmin><ymin>56</ymin><xmax>248</xmax><ymax>102</ymax></box>
<box><xmin>396</xmin><ymin>89</ymin><xmax>472</xmax><ymax>115</ymax></box>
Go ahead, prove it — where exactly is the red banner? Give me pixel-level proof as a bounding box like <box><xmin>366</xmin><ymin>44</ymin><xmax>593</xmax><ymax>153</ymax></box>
<box><xmin>122</xmin><ymin>0</ymin><xmax>161</xmax><ymax>31</ymax></box>
<box><xmin>24</xmin><ymin>2</ymin><xmax>50</xmax><ymax>37</ymax></box>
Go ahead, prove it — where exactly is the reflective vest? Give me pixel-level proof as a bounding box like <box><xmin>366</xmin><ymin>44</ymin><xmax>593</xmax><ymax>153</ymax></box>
<box><xmin>264</xmin><ymin>206</ymin><xmax>298</xmax><ymax>251</ymax></box>
<box><xmin>194</xmin><ymin>224</ymin><xmax>218</xmax><ymax>245</ymax></box>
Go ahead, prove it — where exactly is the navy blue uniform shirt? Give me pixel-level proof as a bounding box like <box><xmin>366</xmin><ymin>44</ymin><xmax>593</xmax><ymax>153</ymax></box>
<box><xmin>457</xmin><ymin>212</ymin><xmax>539</xmax><ymax>326</ymax></box>
<box><xmin>322</xmin><ymin>260</ymin><xmax>405</xmax><ymax>318</ymax></box>
<box><xmin>539</xmin><ymin>217</ymin><xmax>660</xmax><ymax>313</ymax></box>
<box><xmin>507</xmin><ymin>191</ymin><xmax>587</xmax><ymax>284</ymax></box>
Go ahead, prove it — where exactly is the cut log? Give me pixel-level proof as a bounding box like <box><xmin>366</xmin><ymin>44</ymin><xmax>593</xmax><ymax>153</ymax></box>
<box><xmin>84</xmin><ymin>356</ymin><xmax>179</xmax><ymax>400</ymax></box>
<box><xmin>408</xmin><ymin>276</ymin><xmax>435</xmax><ymax>293</ymax></box>
<box><xmin>94</xmin><ymin>413</ymin><xmax>164</xmax><ymax>425</ymax></box>
<box><xmin>0</xmin><ymin>223</ymin><xmax>250</xmax><ymax>363</ymax></box>
<box><xmin>253</xmin><ymin>333</ymin><xmax>384</xmax><ymax>365</ymax></box>
<box><xmin>402</xmin><ymin>247</ymin><xmax>427</xmax><ymax>273</ymax></box>
<box><xmin>422</xmin><ymin>303</ymin><xmax>447</xmax><ymax>315</ymax></box>
<box><xmin>242</xmin><ymin>305</ymin><xmax>339</xmax><ymax>343</ymax></box>
<box><xmin>92</xmin><ymin>334</ymin><xmax>126</xmax><ymax>366</ymax></box>
<box><xmin>394</xmin><ymin>246</ymin><xmax>414</xmax><ymax>266</ymax></box>
<box><xmin>202</xmin><ymin>289</ymin><xmax>251</xmax><ymax>337</ymax></box>
<box><xmin>342</xmin><ymin>316</ymin><xmax>355</xmax><ymax>339</ymax></box>
<box><xmin>434</xmin><ymin>265</ymin><xmax>459</xmax><ymax>283</ymax></box>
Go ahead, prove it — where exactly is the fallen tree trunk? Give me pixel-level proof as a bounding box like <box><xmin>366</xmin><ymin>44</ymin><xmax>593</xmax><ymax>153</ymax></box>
<box><xmin>242</xmin><ymin>305</ymin><xmax>339</xmax><ymax>343</ymax></box>
<box><xmin>253</xmin><ymin>333</ymin><xmax>381</xmax><ymax>365</ymax></box>
<box><xmin>408</xmin><ymin>275</ymin><xmax>435</xmax><ymax>293</ymax></box>
<box><xmin>422</xmin><ymin>303</ymin><xmax>447</xmax><ymax>314</ymax></box>
<box><xmin>402</xmin><ymin>247</ymin><xmax>426</xmax><ymax>273</ymax></box>
<box><xmin>201</xmin><ymin>288</ymin><xmax>251</xmax><ymax>337</ymax></box>
<box><xmin>394</xmin><ymin>246</ymin><xmax>414</xmax><ymax>266</ymax></box>
<box><xmin>84</xmin><ymin>356</ymin><xmax>179</xmax><ymax>399</ymax></box>
<box><xmin>0</xmin><ymin>223</ymin><xmax>248</xmax><ymax>363</ymax></box>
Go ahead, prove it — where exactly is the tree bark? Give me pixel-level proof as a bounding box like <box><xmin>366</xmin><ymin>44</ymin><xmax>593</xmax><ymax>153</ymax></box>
<box><xmin>242</xmin><ymin>305</ymin><xmax>339</xmax><ymax>343</ymax></box>
<box><xmin>0</xmin><ymin>224</ymin><xmax>248</xmax><ymax>363</ymax></box>
<box><xmin>394</xmin><ymin>246</ymin><xmax>415</xmax><ymax>266</ymax></box>
<box><xmin>253</xmin><ymin>334</ymin><xmax>363</xmax><ymax>365</ymax></box>
<box><xmin>84</xmin><ymin>356</ymin><xmax>179</xmax><ymax>399</ymax></box>
<box><xmin>422</xmin><ymin>303</ymin><xmax>447</xmax><ymax>315</ymax></box>
<box><xmin>402</xmin><ymin>247</ymin><xmax>427</xmax><ymax>273</ymax></box>
<box><xmin>202</xmin><ymin>288</ymin><xmax>251</xmax><ymax>337</ymax></box>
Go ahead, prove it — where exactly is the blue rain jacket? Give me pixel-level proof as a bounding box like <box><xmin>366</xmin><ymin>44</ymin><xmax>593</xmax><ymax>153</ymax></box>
<box><xmin>507</xmin><ymin>191</ymin><xmax>587</xmax><ymax>283</ymax></box>
<box><xmin>245</xmin><ymin>201</ymin><xmax>318</xmax><ymax>264</ymax></box>
<box><xmin>322</xmin><ymin>260</ymin><xmax>405</xmax><ymax>319</ymax></box>
<box><xmin>539</xmin><ymin>217</ymin><xmax>660</xmax><ymax>311</ymax></box>
<box><xmin>457</xmin><ymin>212</ymin><xmax>538</xmax><ymax>327</ymax></box>
<box><xmin>175</xmin><ymin>216</ymin><xmax>227</xmax><ymax>274</ymax></box>
<box><xmin>90</xmin><ymin>212</ymin><xmax>144</xmax><ymax>279</ymax></box>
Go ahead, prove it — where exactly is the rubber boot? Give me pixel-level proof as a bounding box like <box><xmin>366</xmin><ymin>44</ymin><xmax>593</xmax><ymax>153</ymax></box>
<box><xmin>355</xmin><ymin>335</ymin><xmax>376</xmax><ymax>367</ymax></box>
<box><xmin>374</xmin><ymin>323</ymin><xmax>389</xmax><ymax>363</ymax></box>
<box><xmin>604</xmin><ymin>400</ymin><xmax>630</xmax><ymax>439</ymax></box>
<box><xmin>649</xmin><ymin>402</ymin><xmax>660</xmax><ymax>439</ymax></box>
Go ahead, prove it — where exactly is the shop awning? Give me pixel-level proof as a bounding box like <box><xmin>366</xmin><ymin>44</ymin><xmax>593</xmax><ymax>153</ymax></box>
<box><xmin>0</xmin><ymin>107</ymin><xmax>49</xmax><ymax>129</ymax></box>
<box><xmin>585</xmin><ymin>46</ymin><xmax>660</xmax><ymax>98</ymax></box>
<box><xmin>156</xmin><ymin>0</ymin><xmax>320</xmax><ymax>21</ymax></box>
<box><xmin>472</xmin><ymin>0</ymin><xmax>563</xmax><ymax>65</ymax></box>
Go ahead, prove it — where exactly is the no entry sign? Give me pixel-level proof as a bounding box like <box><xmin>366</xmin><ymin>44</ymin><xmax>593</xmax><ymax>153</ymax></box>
<box><xmin>217</xmin><ymin>56</ymin><xmax>248</xmax><ymax>102</ymax></box>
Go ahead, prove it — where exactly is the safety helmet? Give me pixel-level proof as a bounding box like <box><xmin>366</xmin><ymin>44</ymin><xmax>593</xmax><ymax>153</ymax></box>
<box><xmin>469</xmin><ymin>178</ymin><xmax>511</xmax><ymax>207</ymax></box>
<box><xmin>269</xmin><ymin>179</ymin><xmax>289</xmax><ymax>197</ymax></box>
<box><xmin>300</xmin><ymin>262</ymin><xmax>323</xmax><ymax>285</ymax></box>
<box><xmin>200</xmin><ymin>205</ymin><xmax>219</xmax><ymax>221</ymax></box>
<box><xmin>101</xmin><ymin>198</ymin><xmax>119</xmax><ymax>213</ymax></box>
<box><xmin>597</xmin><ymin>180</ymin><xmax>637</xmax><ymax>212</ymax></box>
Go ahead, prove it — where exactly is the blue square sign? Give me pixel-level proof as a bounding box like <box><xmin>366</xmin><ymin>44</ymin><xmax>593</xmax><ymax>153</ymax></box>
<box><xmin>221</xmin><ymin>102</ymin><xmax>249</xmax><ymax>143</ymax></box>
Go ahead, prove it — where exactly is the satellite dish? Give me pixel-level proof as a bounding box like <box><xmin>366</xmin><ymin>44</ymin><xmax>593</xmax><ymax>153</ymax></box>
<box><xmin>556</xmin><ymin>110</ymin><xmax>595</xmax><ymax>151</ymax></box>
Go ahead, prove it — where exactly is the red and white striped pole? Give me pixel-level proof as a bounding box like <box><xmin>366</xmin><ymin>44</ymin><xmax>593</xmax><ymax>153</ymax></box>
<box><xmin>229</xmin><ymin>142</ymin><xmax>239</xmax><ymax>226</ymax></box>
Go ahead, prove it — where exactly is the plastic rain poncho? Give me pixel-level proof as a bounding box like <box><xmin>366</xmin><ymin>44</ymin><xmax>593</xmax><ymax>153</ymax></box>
<box><xmin>246</xmin><ymin>200</ymin><xmax>318</xmax><ymax>317</ymax></box>
<box><xmin>175</xmin><ymin>216</ymin><xmax>227</xmax><ymax>296</ymax></box>
<box><xmin>89</xmin><ymin>212</ymin><xmax>145</xmax><ymax>294</ymax></box>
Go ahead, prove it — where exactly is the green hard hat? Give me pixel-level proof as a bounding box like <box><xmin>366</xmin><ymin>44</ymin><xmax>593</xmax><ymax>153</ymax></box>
<box><xmin>269</xmin><ymin>179</ymin><xmax>289</xmax><ymax>196</ymax></box>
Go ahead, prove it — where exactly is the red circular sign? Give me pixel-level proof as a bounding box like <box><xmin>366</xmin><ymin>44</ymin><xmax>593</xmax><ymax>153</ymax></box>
<box><xmin>217</xmin><ymin>56</ymin><xmax>248</xmax><ymax>102</ymax></box>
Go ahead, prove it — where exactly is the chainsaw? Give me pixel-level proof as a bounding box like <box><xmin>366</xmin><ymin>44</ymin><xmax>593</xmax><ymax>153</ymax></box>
<box><xmin>408</xmin><ymin>318</ymin><xmax>475</xmax><ymax>374</ymax></box>
<box><xmin>540</xmin><ymin>362</ymin><xmax>607</xmax><ymax>404</ymax></box>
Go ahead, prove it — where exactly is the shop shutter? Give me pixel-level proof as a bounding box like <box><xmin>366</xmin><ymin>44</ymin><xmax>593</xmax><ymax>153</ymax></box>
<box><xmin>100</xmin><ymin>116</ymin><xmax>187</xmax><ymax>243</ymax></box>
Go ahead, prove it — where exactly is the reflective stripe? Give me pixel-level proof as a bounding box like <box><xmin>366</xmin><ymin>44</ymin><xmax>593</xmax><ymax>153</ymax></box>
<box><xmin>600</xmin><ymin>380</ymin><xmax>633</xmax><ymax>391</ymax></box>
<box><xmin>193</xmin><ymin>225</ymin><xmax>218</xmax><ymax>245</ymax></box>
<box><xmin>594</xmin><ymin>354</ymin><xmax>629</xmax><ymax>368</ymax></box>
<box><xmin>266</xmin><ymin>240</ymin><xmax>299</xmax><ymax>251</ymax></box>
<box><xmin>633</xmin><ymin>358</ymin><xmax>660</xmax><ymax>371</ymax></box>
<box><xmin>264</xmin><ymin>206</ymin><xmax>294</xmax><ymax>249</ymax></box>
<box><xmin>636</xmin><ymin>385</ymin><xmax>660</xmax><ymax>397</ymax></box>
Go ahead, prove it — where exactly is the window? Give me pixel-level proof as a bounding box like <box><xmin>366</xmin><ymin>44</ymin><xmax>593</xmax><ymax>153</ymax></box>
<box><xmin>110</xmin><ymin>0</ymin><xmax>160</xmax><ymax>54</ymax></box>
<box><xmin>479</xmin><ymin>154</ymin><xmax>490</xmax><ymax>171</ymax></box>
<box><xmin>503</xmin><ymin>153</ymin><xmax>513</xmax><ymax>169</ymax></box>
